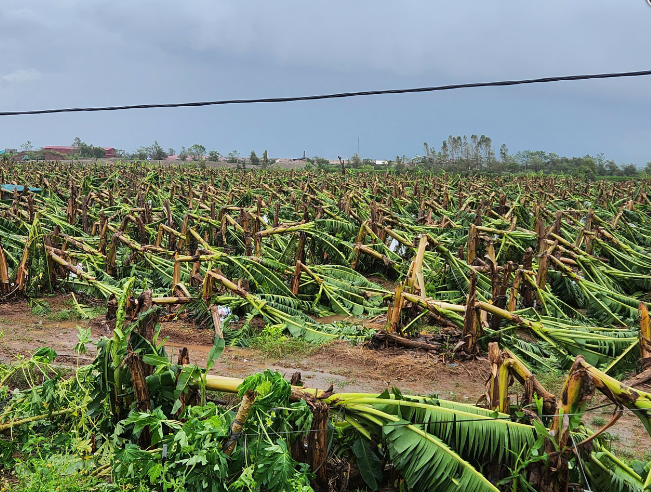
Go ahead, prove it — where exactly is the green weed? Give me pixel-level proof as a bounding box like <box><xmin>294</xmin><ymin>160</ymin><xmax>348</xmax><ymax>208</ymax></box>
<box><xmin>2</xmin><ymin>458</ymin><xmax>106</xmax><ymax>492</ymax></box>
<box><xmin>250</xmin><ymin>324</ymin><xmax>325</xmax><ymax>360</ymax></box>
<box><xmin>47</xmin><ymin>306</ymin><xmax>106</xmax><ymax>322</ymax></box>
<box><xmin>29</xmin><ymin>299</ymin><xmax>51</xmax><ymax>317</ymax></box>
<box><xmin>534</xmin><ymin>369</ymin><xmax>566</xmax><ymax>396</ymax></box>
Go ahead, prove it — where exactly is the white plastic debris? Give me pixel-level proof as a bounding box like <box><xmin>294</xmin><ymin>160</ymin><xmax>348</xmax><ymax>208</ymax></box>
<box><xmin>216</xmin><ymin>306</ymin><xmax>232</xmax><ymax>327</ymax></box>
<box><xmin>70</xmin><ymin>263</ymin><xmax>83</xmax><ymax>279</ymax></box>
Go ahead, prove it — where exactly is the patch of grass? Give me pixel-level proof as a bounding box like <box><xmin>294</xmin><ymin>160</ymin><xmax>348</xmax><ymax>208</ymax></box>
<box><xmin>422</xmin><ymin>324</ymin><xmax>443</xmax><ymax>334</ymax></box>
<box><xmin>1</xmin><ymin>460</ymin><xmax>107</xmax><ymax>492</ymax></box>
<box><xmin>29</xmin><ymin>299</ymin><xmax>51</xmax><ymax>317</ymax></box>
<box><xmin>47</xmin><ymin>310</ymin><xmax>77</xmax><ymax>321</ymax></box>
<box><xmin>1</xmin><ymin>364</ymin><xmax>74</xmax><ymax>392</ymax></box>
<box><xmin>596</xmin><ymin>175</ymin><xmax>638</xmax><ymax>182</ymax></box>
<box><xmin>47</xmin><ymin>306</ymin><xmax>106</xmax><ymax>322</ymax></box>
<box><xmin>329</xmin><ymin>367</ymin><xmax>353</xmax><ymax>377</ymax></box>
<box><xmin>0</xmin><ymin>432</ymin><xmax>124</xmax><ymax>492</ymax></box>
<box><xmin>600</xmin><ymin>431</ymin><xmax>619</xmax><ymax>442</ymax></box>
<box><xmin>610</xmin><ymin>447</ymin><xmax>651</xmax><ymax>467</ymax></box>
<box><xmin>509</xmin><ymin>367</ymin><xmax>566</xmax><ymax>408</ymax></box>
<box><xmin>534</xmin><ymin>368</ymin><xmax>566</xmax><ymax>396</ymax></box>
<box><xmin>591</xmin><ymin>417</ymin><xmax>607</xmax><ymax>427</ymax></box>
<box><xmin>249</xmin><ymin>325</ymin><xmax>326</xmax><ymax>360</ymax></box>
<box><xmin>43</xmin><ymin>294</ymin><xmax>107</xmax><ymax>322</ymax></box>
<box><xmin>325</xmin><ymin>377</ymin><xmax>358</xmax><ymax>389</ymax></box>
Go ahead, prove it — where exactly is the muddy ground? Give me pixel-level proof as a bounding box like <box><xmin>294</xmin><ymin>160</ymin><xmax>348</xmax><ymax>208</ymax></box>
<box><xmin>0</xmin><ymin>293</ymin><xmax>649</xmax><ymax>461</ymax></box>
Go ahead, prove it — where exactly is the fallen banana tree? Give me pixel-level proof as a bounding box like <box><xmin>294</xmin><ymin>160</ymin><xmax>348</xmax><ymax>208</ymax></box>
<box><xmin>5</xmin><ymin>171</ymin><xmax>651</xmax><ymax>369</ymax></box>
<box><xmin>3</xmin><ymin>163</ymin><xmax>651</xmax><ymax>489</ymax></box>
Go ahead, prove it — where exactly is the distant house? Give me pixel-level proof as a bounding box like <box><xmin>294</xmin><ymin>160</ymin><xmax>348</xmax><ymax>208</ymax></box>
<box><xmin>42</xmin><ymin>146</ymin><xmax>116</xmax><ymax>157</ymax></box>
<box><xmin>42</xmin><ymin>146</ymin><xmax>76</xmax><ymax>155</ymax></box>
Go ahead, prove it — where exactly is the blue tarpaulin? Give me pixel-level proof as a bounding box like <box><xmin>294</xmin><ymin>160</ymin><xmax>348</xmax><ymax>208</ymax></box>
<box><xmin>0</xmin><ymin>184</ymin><xmax>42</xmax><ymax>193</ymax></box>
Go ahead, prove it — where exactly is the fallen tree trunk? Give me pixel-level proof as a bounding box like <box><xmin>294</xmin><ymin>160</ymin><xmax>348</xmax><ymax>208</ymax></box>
<box><xmin>306</xmin><ymin>400</ymin><xmax>329</xmax><ymax>489</ymax></box>
<box><xmin>623</xmin><ymin>367</ymin><xmax>651</xmax><ymax>388</ymax></box>
<box><xmin>370</xmin><ymin>330</ymin><xmax>440</xmax><ymax>352</ymax></box>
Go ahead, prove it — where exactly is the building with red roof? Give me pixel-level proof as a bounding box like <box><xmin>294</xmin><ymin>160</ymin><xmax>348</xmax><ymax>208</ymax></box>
<box><xmin>42</xmin><ymin>146</ymin><xmax>116</xmax><ymax>157</ymax></box>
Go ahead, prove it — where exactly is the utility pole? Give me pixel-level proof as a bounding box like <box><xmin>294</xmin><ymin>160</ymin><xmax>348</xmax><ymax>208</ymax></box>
<box><xmin>358</xmin><ymin>137</ymin><xmax>360</xmax><ymax>155</ymax></box>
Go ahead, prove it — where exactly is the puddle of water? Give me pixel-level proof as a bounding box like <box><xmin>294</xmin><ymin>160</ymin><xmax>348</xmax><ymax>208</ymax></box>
<box><xmin>166</xmin><ymin>341</ymin><xmax>212</xmax><ymax>354</ymax></box>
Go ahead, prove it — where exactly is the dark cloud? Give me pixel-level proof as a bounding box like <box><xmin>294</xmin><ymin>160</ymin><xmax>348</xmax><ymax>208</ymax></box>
<box><xmin>0</xmin><ymin>0</ymin><xmax>649</xmax><ymax>163</ymax></box>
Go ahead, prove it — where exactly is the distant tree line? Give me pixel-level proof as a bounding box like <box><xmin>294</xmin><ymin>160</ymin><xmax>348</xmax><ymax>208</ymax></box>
<box><xmin>120</xmin><ymin>143</ymin><xmax>271</xmax><ymax>168</ymax></box>
<box><xmin>305</xmin><ymin>135</ymin><xmax>648</xmax><ymax>179</ymax></box>
<box><xmin>417</xmin><ymin>136</ymin><xmax>643</xmax><ymax>179</ymax></box>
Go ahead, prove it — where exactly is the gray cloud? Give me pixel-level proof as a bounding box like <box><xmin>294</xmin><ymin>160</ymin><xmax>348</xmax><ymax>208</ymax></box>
<box><xmin>75</xmin><ymin>2</ymin><xmax>649</xmax><ymax>77</ymax></box>
<box><xmin>0</xmin><ymin>0</ymin><xmax>649</xmax><ymax>163</ymax></box>
<box><xmin>0</xmin><ymin>69</ymin><xmax>41</xmax><ymax>84</ymax></box>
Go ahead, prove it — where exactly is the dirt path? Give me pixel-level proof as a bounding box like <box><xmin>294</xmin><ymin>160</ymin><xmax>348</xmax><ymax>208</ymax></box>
<box><xmin>0</xmin><ymin>295</ymin><xmax>487</xmax><ymax>398</ymax></box>
<box><xmin>1</xmin><ymin>294</ymin><xmax>649</xmax><ymax>460</ymax></box>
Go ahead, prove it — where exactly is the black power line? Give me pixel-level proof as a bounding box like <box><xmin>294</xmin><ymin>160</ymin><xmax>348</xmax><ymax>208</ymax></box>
<box><xmin>1</xmin><ymin>69</ymin><xmax>650</xmax><ymax>117</ymax></box>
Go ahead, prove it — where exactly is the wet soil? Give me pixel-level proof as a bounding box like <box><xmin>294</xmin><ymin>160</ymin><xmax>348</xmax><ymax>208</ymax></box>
<box><xmin>0</xmin><ymin>296</ymin><xmax>485</xmax><ymax>398</ymax></box>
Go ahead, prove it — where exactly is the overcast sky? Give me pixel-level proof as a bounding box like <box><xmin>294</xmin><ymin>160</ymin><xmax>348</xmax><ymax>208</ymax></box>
<box><xmin>0</xmin><ymin>1</ymin><xmax>649</xmax><ymax>163</ymax></box>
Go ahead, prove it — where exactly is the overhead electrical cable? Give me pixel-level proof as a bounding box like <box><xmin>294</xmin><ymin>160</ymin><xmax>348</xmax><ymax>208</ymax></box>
<box><xmin>1</xmin><ymin>69</ymin><xmax>650</xmax><ymax>116</ymax></box>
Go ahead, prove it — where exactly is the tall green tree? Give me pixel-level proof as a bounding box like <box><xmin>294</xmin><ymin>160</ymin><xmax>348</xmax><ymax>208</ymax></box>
<box><xmin>132</xmin><ymin>147</ymin><xmax>149</xmax><ymax>160</ymax></box>
<box><xmin>478</xmin><ymin>135</ymin><xmax>493</xmax><ymax>169</ymax></box>
<box><xmin>470</xmin><ymin>135</ymin><xmax>480</xmax><ymax>169</ymax></box>
<box><xmin>149</xmin><ymin>141</ymin><xmax>167</xmax><ymax>160</ymax></box>
<box><xmin>77</xmin><ymin>141</ymin><xmax>106</xmax><ymax>158</ymax></box>
<box><xmin>621</xmin><ymin>164</ymin><xmax>638</xmax><ymax>176</ymax></box>
<box><xmin>349</xmin><ymin>153</ymin><xmax>362</xmax><ymax>168</ymax></box>
<box><xmin>188</xmin><ymin>144</ymin><xmax>206</xmax><ymax>161</ymax></box>
<box><xmin>394</xmin><ymin>155</ymin><xmax>406</xmax><ymax>173</ymax></box>
<box><xmin>227</xmin><ymin>151</ymin><xmax>239</xmax><ymax>163</ymax></box>
<box><xmin>595</xmin><ymin>153</ymin><xmax>606</xmax><ymax>175</ymax></box>
<box><xmin>499</xmin><ymin>144</ymin><xmax>509</xmax><ymax>165</ymax></box>
<box><xmin>605</xmin><ymin>160</ymin><xmax>619</xmax><ymax>176</ymax></box>
<box><xmin>439</xmin><ymin>141</ymin><xmax>449</xmax><ymax>167</ymax></box>
<box><xmin>462</xmin><ymin>136</ymin><xmax>471</xmax><ymax>170</ymax></box>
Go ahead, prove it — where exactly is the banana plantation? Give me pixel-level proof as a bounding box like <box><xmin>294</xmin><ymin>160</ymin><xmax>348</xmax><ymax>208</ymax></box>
<box><xmin>2</xmin><ymin>160</ymin><xmax>651</xmax><ymax>491</ymax></box>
